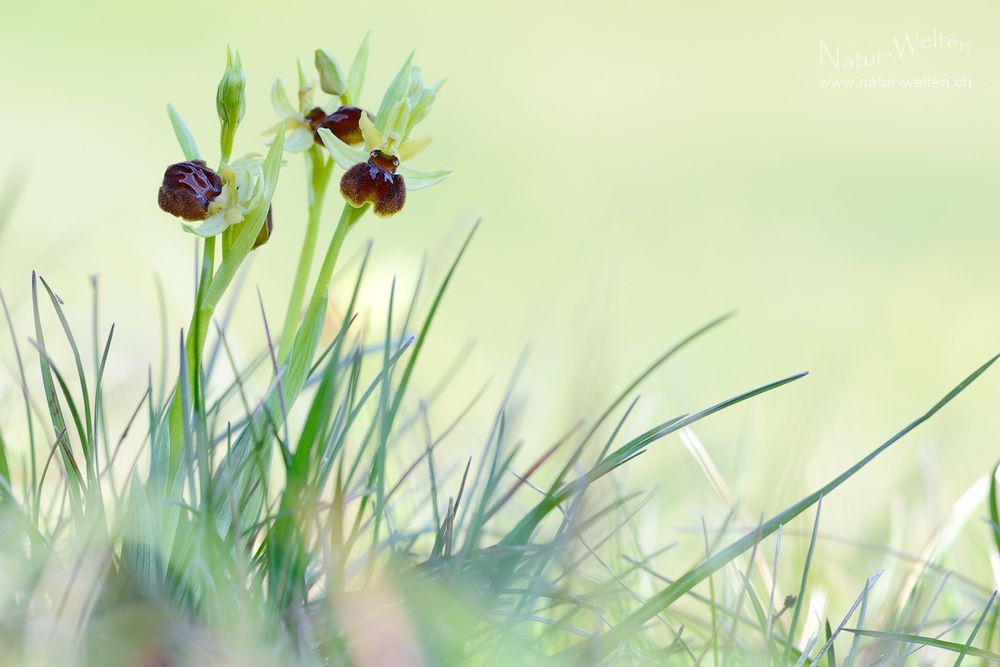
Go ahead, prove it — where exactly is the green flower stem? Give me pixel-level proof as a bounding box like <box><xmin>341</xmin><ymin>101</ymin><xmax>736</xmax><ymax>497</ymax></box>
<box><xmin>153</xmin><ymin>126</ymin><xmax>282</xmax><ymax>491</ymax></box>
<box><xmin>277</xmin><ymin>146</ymin><xmax>335</xmax><ymax>362</ymax></box>
<box><xmin>302</xmin><ymin>202</ymin><xmax>368</xmax><ymax>333</ymax></box>
<box><xmin>220</xmin><ymin>124</ymin><xmax>236</xmax><ymax>165</ymax></box>
<box><xmin>166</xmin><ymin>236</ymin><xmax>216</xmax><ymax>477</ymax></box>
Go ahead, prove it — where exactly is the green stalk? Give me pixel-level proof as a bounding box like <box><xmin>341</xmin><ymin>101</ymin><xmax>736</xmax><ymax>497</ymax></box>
<box><xmin>165</xmin><ymin>236</ymin><xmax>216</xmax><ymax>478</ymax></box>
<box><xmin>302</xmin><ymin>203</ymin><xmax>368</xmax><ymax>329</ymax></box>
<box><xmin>277</xmin><ymin>146</ymin><xmax>334</xmax><ymax>362</ymax></box>
<box><xmin>220</xmin><ymin>125</ymin><xmax>236</xmax><ymax>165</ymax></box>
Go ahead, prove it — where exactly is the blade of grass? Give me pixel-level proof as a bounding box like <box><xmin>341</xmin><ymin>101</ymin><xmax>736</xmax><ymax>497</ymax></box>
<box><xmin>578</xmin><ymin>354</ymin><xmax>998</xmax><ymax>660</ymax></box>
<box><xmin>956</xmin><ymin>592</ymin><xmax>998</xmax><ymax>667</ymax></box>
<box><xmin>39</xmin><ymin>277</ymin><xmax>94</xmax><ymax>474</ymax></box>
<box><xmin>551</xmin><ymin>312</ymin><xmax>735</xmax><ymax>493</ymax></box>
<box><xmin>1</xmin><ymin>289</ymin><xmax>38</xmax><ymax>511</ymax></box>
<box><xmin>844</xmin><ymin>629</ymin><xmax>1000</xmax><ymax>663</ymax></box>
<box><xmin>31</xmin><ymin>273</ymin><xmax>84</xmax><ymax>507</ymax></box>
<box><xmin>811</xmin><ymin>570</ymin><xmax>882</xmax><ymax>666</ymax></box>
<box><xmin>503</xmin><ymin>372</ymin><xmax>807</xmax><ymax>550</ymax></box>
<box><xmin>785</xmin><ymin>499</ymin><xmax>823</xmax><ymax>664</ymax></box>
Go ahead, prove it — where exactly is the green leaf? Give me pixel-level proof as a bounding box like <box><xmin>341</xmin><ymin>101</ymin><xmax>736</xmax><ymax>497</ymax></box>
<box><xmin>167</xmin><ymin>104</ymin><xmax>201</xmax><ymax>162</ymax></box>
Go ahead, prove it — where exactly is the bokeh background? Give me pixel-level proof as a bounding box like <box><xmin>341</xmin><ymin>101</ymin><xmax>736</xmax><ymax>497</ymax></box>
<box><xmin>3</xmin><ymin>0</ymin><xmax>1000</xmax><ymax>619</ymax></box>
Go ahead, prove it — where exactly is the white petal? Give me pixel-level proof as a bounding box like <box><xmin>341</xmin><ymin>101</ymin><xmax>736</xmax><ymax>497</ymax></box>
<box><xmin>183</xmin><ymin>212</ymin><xmax>229</xmax><ymax>237</ymax></box>
<box><xmin>271</xmin><ymin>79</ymin><xmax>297</xmax><ymax>119</ymax></box>
<box><xmin>398</xmin><ymin>165</ymin><xmax>450</xmax><ymax>190</ymax></box>
<box><xmin>284</xmin><ymin>127</ymin><xmax>315</xmax><ymax>153</ymax></box>
<box><xmin>318</xmin><ymin>128</ymin><xmax>368</xmax><ymax>170</ymax></box>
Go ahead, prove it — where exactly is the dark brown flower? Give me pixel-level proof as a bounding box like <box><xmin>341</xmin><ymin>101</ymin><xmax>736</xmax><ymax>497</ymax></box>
<box><xmin>157</xmin><ymin>160</ymin><xmax>223</xmax><ymax>221</ymax></box>
<box><xmin>252</xmin><ymin>206</ymin><xmax>274</xmax><ymax>250</ymax></box>
<box><xmin>340</xmin><ymin>150</ymin><xmax>406</xmax><ymax>218</ymax></box>
<box><xmin>307</xmin><ymin>106</ymin><xmax>373</xmax><ymax>146</ymax></box>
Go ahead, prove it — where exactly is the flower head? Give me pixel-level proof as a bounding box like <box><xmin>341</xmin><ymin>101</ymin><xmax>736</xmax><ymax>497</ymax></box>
<box><xmin>160</xmin><ymin>49</ymin><xmax>284</xmax><ymax>253</ymax></box>
<box><xmin>158</xmin><ymin>160</ymin><xmax>223</xmax><ymax>221</ymax></box>
<box><xmin>318</xmin><ymin>56</ymin><xmax>449</xmax><ymax>218</ymax></box>
<box><xmin>307</xmin><ymin>105</ymin><xmax>372</xmax><ymax>147</ymax></box>
<box><xmin>266</xmin><ymin>36</ymin><xmax>372</xmax><ymax>153</ymax></box>
<box><xmin>158</xmin><ymin>155</ymin><xmax>267</xmax><ymax>238</ymax></box>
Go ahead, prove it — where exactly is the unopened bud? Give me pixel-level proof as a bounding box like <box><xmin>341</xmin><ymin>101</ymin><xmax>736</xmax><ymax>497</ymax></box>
<box><xmin>216</xmin><ymin>48</ymin><xmax>247</xmax><ymax>127</ymax></box>
<box><xmin>315</xmin><ymin>49</ymin><xmax>346</xmax><ymax>96</ymax></box>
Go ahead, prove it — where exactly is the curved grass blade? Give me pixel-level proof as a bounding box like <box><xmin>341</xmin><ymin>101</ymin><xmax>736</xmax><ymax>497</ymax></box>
<box><xmin>843</xmin><ymin>628</ymin><xmax>1000</xmax><ymax>663</ymax></box>
<box><xmin>551</xmin><ymin>311</ymin><xmax>735</xmax><ymax>492</ymax></box>
<box><xmin>502</xmin><ymin>372</ymin><xmax>807</xmax><ymax>550</ymax></box>
<box><xmin>577</xmin><ymin>354</ymin><xmax>998</xmax><ymax>660</ymax></box>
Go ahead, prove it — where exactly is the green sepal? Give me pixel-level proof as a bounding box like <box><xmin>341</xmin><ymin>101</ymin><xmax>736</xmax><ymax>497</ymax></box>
<box><xmin>345</xmin><ymin>31</ymin><xmax>371</xmax><ymax>106</ymax></box>
<box><xmin>315</xmin><ymin>49</ymin><xmax>346</xmax><ymax>96</ymax></box>
<box><xmin>166</xmin><ymin>104</ymin><xmax>201</xmax><ymax>162</ymax></box>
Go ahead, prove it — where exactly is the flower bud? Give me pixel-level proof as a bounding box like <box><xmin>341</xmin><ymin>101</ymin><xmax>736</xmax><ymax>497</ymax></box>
<box><xmin>314</xmin><ymin>49</ymin><xmax>346</xmax><ymax>96</ymax></box>
<box><xmin>307</xmin><ymin>106</ymin><xmax>372</xmax><ymax>146</ymax></box>
<box><xmin>158</xmin><ymin>161</ymin><xmax>223</xmax><ymax>221</ymax></box>
<box><xmin>340</xmin><ymin>150</ymin><xmax>406</xmax><ymax>218</ymax></box>
<box><xmin>252</xmin><ymin>206</ymin><xmax>274</xmax><ymax>250</ymax></box>
<box><xmin>216</xmin><ymin>48</ymin><xmax>247</xmax><ymax>128</ymax></box>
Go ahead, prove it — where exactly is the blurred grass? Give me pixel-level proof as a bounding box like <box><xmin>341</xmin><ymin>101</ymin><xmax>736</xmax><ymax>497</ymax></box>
<box><xmin>1</xmin><ymin>0</ymin><xmax>1000</xmax><ymax>616</ymax></box>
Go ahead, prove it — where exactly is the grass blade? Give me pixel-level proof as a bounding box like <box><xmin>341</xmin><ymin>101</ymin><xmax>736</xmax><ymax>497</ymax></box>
<box><xmin>844</xmin><ymin>629</ymin><xmax>1000</xmax><ymax>663</ymax></box>
<box><xmin>578</xmin><ymin>354</ymin><xmax>998</xmax><ymax>659</ymax></box>
<box><xmin>785</xmin><ymin>498</ymin><xmax>823</xmax><ymax>663</ymax></box>
<box><xmin>956</xmin><ymin>592</ymin><xmax>998</xmax><ymax>666</ymax></box>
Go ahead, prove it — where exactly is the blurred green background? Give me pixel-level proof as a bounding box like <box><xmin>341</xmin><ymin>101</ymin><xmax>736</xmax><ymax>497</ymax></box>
<box><xmin>3</xmin><ymin>0</ymin><xmax>1000</xmax><ymax>613</ymax></box>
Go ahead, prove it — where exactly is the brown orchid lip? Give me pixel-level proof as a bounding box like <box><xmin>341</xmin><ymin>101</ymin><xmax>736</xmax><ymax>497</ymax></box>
<box><xmin>158</xmin><ymin>160</ymin><xmax>223</xmax><ymax>222</ymax></box>
<box><xmin>307</xmin><ymin>106</ymin><xmax>373</xmax><ymax>146</ymax></box>
<box><xmin>340</xmin><ymin>150</ymin><xmax>406</xmax><ymax>218</ymax></box>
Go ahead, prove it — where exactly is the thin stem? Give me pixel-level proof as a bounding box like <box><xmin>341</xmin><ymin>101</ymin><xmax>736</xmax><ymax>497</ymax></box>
<box><xmin>166</xmin><ymin>237</ymin><xmax>216</xmax><ymax>479</ymax></box>
<box><xmin>303</xmin><ymin>203</ymin><xmax>367</xmax><ymax>328</ymax></box>
<box><xmin>220</xmin><ymin>124</ymin><xmax>236</xmax><ymax>165</ymax></box>
<box><xmin>277</xmin><ymin>146</ymin><xmax>334</xmax><ymax>362</ymax></box>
